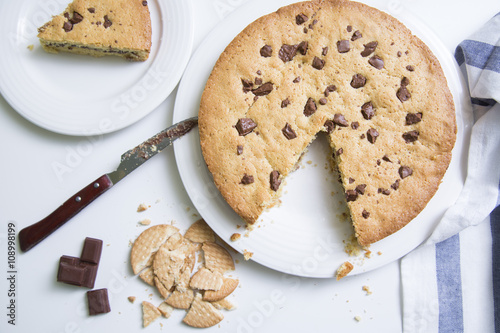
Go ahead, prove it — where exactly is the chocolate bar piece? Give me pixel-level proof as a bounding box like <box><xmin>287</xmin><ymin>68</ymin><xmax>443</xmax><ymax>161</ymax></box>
<box><xmin>80</xmin><ymin>237</ymin><xmax>103</xmax><ymax>265</ymax></box>
<box><xmin>87</xmin><ymin>288</ymin><xmax>111</xmax><ymax>315</ymax></box>
<box><xmin>57</xmin><ymin>256</ymin><xmax>97</xmax><ymax>288</ymax></box>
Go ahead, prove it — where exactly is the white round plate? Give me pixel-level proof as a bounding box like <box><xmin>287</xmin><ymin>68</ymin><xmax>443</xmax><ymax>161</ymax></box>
<box><xmin>173</xmin><ymin>0</ymin><xmax>472</xmax><ymax>278</ymax></box>
<box><xmin>0</xmin><ymin>0</ymin><xmax>194</xmax><ymax>136</ymax></box>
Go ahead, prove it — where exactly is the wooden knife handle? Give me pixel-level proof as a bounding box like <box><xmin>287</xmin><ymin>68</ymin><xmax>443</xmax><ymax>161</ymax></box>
<box><xmin>18</xmin><ymin>174</ymin><xmax>113</xmax><ymax>252</ymax></box>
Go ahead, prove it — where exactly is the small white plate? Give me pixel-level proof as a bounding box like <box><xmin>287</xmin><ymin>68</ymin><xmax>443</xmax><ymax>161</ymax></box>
<box><xmin>173</xmin><ymin>0</ymin><xmax>472</xmax><ymax>278</ymax></box>
<box><xmin>0</xmin><ymin>0</ymin><xmax>194</xmax><ymax>136</ymax></box>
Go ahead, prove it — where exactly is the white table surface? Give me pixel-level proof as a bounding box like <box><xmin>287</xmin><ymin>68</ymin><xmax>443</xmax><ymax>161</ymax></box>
<box><xmin>1</xmin><ymin>0</ymin><xmax>498</xmax><ymax>332</ymax></box>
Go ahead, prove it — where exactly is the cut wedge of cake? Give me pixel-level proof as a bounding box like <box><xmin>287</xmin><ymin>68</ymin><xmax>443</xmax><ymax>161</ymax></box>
<box><xmin>37</xmin><ymin>0</ymin><xmax>152</xmax><ymax>61</ymax></box>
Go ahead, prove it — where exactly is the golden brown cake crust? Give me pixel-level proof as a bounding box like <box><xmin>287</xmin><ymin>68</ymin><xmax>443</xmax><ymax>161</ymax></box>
<box><xmin>37</xmin><ymin>0</ymin><xmax>151</xmax><ymax>61</ymax></box>
<box><xmin>199</xmin><ymin>0</ymin><xmax>456</xmax><ymax>246</ymax></box>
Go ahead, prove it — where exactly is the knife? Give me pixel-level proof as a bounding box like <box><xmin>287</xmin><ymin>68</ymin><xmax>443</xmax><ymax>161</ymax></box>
<box><xmin>18</xmin><ymin>117</ymin><xmax>198</xmax><ymax>252</ymax></box>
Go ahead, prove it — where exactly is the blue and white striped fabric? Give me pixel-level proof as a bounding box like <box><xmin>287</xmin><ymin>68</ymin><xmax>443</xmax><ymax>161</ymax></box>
<box><xmin>402</xmin><ymin>13</ymin><xmax>500</xmax><ymax>333</ymax></box>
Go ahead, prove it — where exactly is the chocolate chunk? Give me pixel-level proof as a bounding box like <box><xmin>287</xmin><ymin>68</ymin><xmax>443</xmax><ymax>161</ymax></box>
<box><xmin>240</xmin><ymin>174</ymin><xmax>254</xmax><ymax>185</ymax></box>
<box><xmin>252</xmin><ymin>82</ymin><xmax>273</xmax><ymax>96</ymax></box>
<box><xmin>324</xmin><ymin>85</ymin><xmax>336</xmax><ymax>97</ymax></box>
<box><xmin>322</xmin><ymin>47</ymin><xmax>329</xmax><ymax>56</ymax></box>
<box><xmin>351</xmin><ymin>122</ymin><xmax>359</xmax><ymax>130</ymax></box>
<box><xmin>57</xmin><ymin>261</ymin><xmax>86</xmax><ymax>286</ymax></box>
<box><xmin>235</xmin><ymin>118</ymin><xmax>257</xmax><ymax>136</ymax></box>
<box><xmin>303</xmin><ymin>98</ymin><xmax>317</xmax><ymax>117</ymax></box>
<box><xmin>281</xmin><ymin>98</ymin><xmax>291</xmax><ymax>108</ymax></box>
<box><xmin>351</xmin><ymin>30</ymin><xmax>362</xmax><ymax>41</ymax></box>
<box><xmin>70</xmin><ymin>12</ymin><xmax>83</xmax><ymax>24</ymax></box>
<box><xmin>355</xmin><ymin>184</ymin><xmax>367</xmax><ymax>195</ymax></box>
<box><xmin>349</xmin><ymin>177</ymin><xmax>355</xmax><ymax>184</ymax></box>
<box><xmin>270</xmin><ymin>170</ymin><xmax>281</xmax><ymax>191</ymax></box>
<box><xmin>278</xmin><ymin>44</ymin><xmax>298</xmax><ymax>62</ymax></box>
<box><xmin>324</xmin><ymin>120</ymin><xmax>335</xmax><ymax>133</ymax></box>
<box><xmin>87</xmin><ymin>289</ymin><xmax>111</xmax><ymax>315</ymax></box>
<box><xmin>297</xmin><ymin>41</ymin><xmax>308</xmax><ymax>55</ymax></box>
<box><xmin>282</xmin><ymin>123</ymin><xmax>297</xmax><ymax>140</ymax></box>
<box><xmin>397</xmin><ymin>51</ymin><xmax>402</xmax><ymax>57</ymax></box>
<box><xmin>360</xmin><ymin>41</ymin><xmax>378</xmax><ymax>57</ymax></box>
<box><xmin>401</xmin><ymin>77</ymin><xmax>410</xmax><ymax>87</ymax></box>
<box><xmin>236</xmin><ymin>145</ymin><xmax>243</xmax><ymax>155</ymax></box>
<box><xmin>142</xmin><ymin>1</ymin><xmax>148</xmax><ymax>5</ymax></box>
<box><xmin>347</xmin><ymin>25</ymin><xmax>353</xmax><ymax>32</ymax></box>
<box><xmin>402</xmin><ymin>130</ymin><xmax>419</xmax><ymax>143</ymax></box>
<box><xmin>406</xmin><ymin>65</ymin><xmax>415</xmax><ymax>71</ymax></box>
<box><xmin>80</xmin><ymin>237</ymin><xmax>103</xmax><ymax>265</ymax></box>
<box><xmin>260</xmin><ymin>45</ymin><xmax>272</xmax><ymax>57</ymax></box>
<box><xmin>63</xmin><ymin>21</ymin><xmax>73</xmax><ymax>32</ymax></box>
<box><xmin>366</xmin><ymin>128</ymin><xmax>379</xmax><ymax>143</ymax></box>
<box><xmin>88</xmin><ymin>8</ymin><xmax>95</xmax><ymax>13</ymax></box>
<box><xmin>255</xmin><ymin>77</ymin><xmax>263</xmax><ymax>85</ymax></box>
<box><xmin>312</xmin><ymin>56</ymin><xmax>325</xmax><ymax>70</ymax></box>
<box><xmin>397</xmin><ymin>86</ymin><xmax>411</xmax><ymax>102</ymax></box>
<box><xmin>391</xmin><ymin>179</ymin><xmax>400</xmax><ymax>190</ymax></box>
<box><xmin>378</xmin><ymin>188</ymin><xmax>391</xmax><ymax>195</ymax></box>
<box><xmin>362</xmin><ymin>210</ymin><xmax>370</xmax><ymax>218</ymax></box>
<box><xmin>293</xmin><ymin>76</ymin><xmax>301</xmax><ymax>83</ymax></box>
<box><xmin>399</xmin><ymin>166</ymin><xmax>413</xmax><ymax>179</ymax></box>
<box><xmin>346</xmin><ymin>190</ymin><xmax>358</xmax><ymax>202</ymax></box>
<box><xmin>103</xmin><ymin>15</ymin><xmax>112</xmax><ymax>29</ymax></box>
<box><xmin>377</xmin><ymin>159</ymin><xmax>381</xmax><ymax>166</ymax></box>
<box><xmin>336</xmin><ymin>148</ymin><xmax>343</xmax><ymax>156</ymax></box>
<box><xmin>382</xmin><ymin>154</ymin><xmax>392</xmax><ymax>162</ymax></box>
<box><xmin>241</xmin><ymin>79</ymin><xmax>253</xmax><ymax>93</ymax></box>
<box><xmin>368</xmin><ymin>55</ymin><xmax>384</xmax><ymax>69</ymax></box>
<box><xmin>319</xmin><ymin>98</ymin><xmax>327</xmax><ymax>105</ymax></box>
<box><xmin>337</xmin><ymin>40</ymin><xmax>350</xmax><ymax>53</ymax></box>
<box><xmin>333</xmin><ymin>113</ymin><xmax>348</xmax><ymax>127</ymax></box>
<box><xmin>296</xmin><ymin>13</ymin><xmax>308</xmax><ymax>25</ymax></box>
<box><xmin>361</xmin><ymin>102</ymin><xmax>375</xmax><ymax>120</ymax></box>
<box><xmin>350</xmin><ymin>74</ymin><xmax>366</xmax><ymax>88</ymax></box>
<box><xmin>405</xmin><ymin>112</ymin><xmax>422</xmax><ymax>125</ymax></box>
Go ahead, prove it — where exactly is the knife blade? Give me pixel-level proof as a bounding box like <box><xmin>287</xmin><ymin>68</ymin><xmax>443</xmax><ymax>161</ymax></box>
<box><xmin>18</xmin><ymin>117</ymin><xmax>198</xmax><ymax>252</ymax></box>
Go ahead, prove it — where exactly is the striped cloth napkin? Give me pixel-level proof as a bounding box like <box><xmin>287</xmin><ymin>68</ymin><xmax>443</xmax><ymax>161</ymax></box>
<box><xmin>401</xmin><ymin>13</ymin><xmax>500</xmax><ymax>333</ymax></box>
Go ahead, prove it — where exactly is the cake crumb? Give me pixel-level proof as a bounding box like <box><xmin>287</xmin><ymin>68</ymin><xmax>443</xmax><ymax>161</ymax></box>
<box><xmin>362</xmin><ymin>285</ymin><xmax>372</xmax><ymax>295</ymax></box>
<box><xmin>336</xmin><ymin>261</ymin><xmax>353</xmax><ymax>280</ymax></box>
<box><xmin>137</xmin><ymin>203</ymin><xmax>149</xmax><ymax>212</ymax></box>
<box><xmin>344</xmin><ymin>234</ymin><xmax>363</xmax><ymax>256</ymax></box>
<box><xmin>243</xmin><ymin>250</ymin><xmax>253</xmax><ymax>260</ymax></box>
<box><xmin>230</xmin><ymin>233</ymin><xmax>241</xmax><ymax>242</ymax></box>
<box><xmin>128</xmin><ymin>296</ymin><xmax>136</xmax><ymax>303</ymax></box>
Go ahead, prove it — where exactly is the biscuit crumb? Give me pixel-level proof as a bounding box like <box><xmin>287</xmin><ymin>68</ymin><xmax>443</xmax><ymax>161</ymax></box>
<box><xmin>230</xmin><ymin>233</ymin><xmax>241</xmax><ymax>242</ymax></box>
<box><xmin>243</xmin><ymin>250</ymin><xmax>253</xmax><ymax>261</ymax></box>
<box><xmin>137</xmin><ymin>203</ymin><xmax>149</xmax><ymax>212</ymax></box>
<box><xmin>128</xmin><ymin>296</ymin><xmax>136</xmax><ymax>303</ymax></box>
<box><xmin>354</xmin><ymin>315</ymin><xmax>362</xmax><ymax>322</ymax></box>
<box><xmin>336</xmin><ymin>261</ymin><xmax>353</xmax><ymax>280</ymax></box>
<box><xmin>27</xmin><ymin>44</ymin><xmax>34</xmax><ymax>51</ymax></box>
<box><xmin>139</xmin><ymin>218</ymin><xmax>151</xmax><ymax>226</ymax></box>
<box><xmin>362</xmin><ymin>285</ymin><xmax>372</xmax><ymax>295</ymax></box>
<box><xmin>377</xmin><ymin>251</ymin><xmax>382</xmax><ymax>256</ymax></box>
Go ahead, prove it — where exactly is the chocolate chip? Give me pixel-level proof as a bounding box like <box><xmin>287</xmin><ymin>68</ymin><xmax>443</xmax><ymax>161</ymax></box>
<box><xmin>88</xmin><ymin>8</ymin><xmax>95</xmax><ymax>13</ymax></box>
<box><xmin>351</xmin><ymin>30</ymin><xmax>362</xmax><ymax>41</ymax></box>
<box><xmin>103</xmin><ymin>15</ymin><xmax>112</xmax><ymax>29</ymax></box>
<box><xmin>347</xmin><ymin>25</ymin><xmax>353</xmax><ymax>32</ymax></box>
<box><xmin>349</xmin><ymin>177</ymin><xmax>355</xmax><ymax>184</ymax></box>
<box><xmin>324</xmin><ymin>85</ymin><xmax>336</xmax><ymax>97</ymax></box>
<box><xmin>240</xmin><ymin>174</ymin><xmax>254</xmax><ymax>185</ymax></box>
<box><xmin>64</xmin><ymin>12</ymin><xmax>70</xmax><ymax>19</ymax></box>
<box><xmin>346</xmin><ymin>190</ymin><xmax>358</xmax><ymax>202</ymax></box>
<box><xmin>296</xmin><ymin>13</ymin><xmax>308</xmax><ymax>25</ymax></box>
<box><xmin>237</xmin><ymin>145</ymin><xmax>243</xmax><ymax>155</ymax></box>
<box><xmin>312</xmin><ymin>56</ymin><xmax>325</xmax><ymax>70</ymax></box>
<box><xmin>406</xmin><ymin>65</ymin><xmax>415</xmax><ymax>71</ymax></box>
<box><xmin>279</xmin><ymin>44</ymin><xmax>297</xmax><ymax>62</ymax></box>
<box><xmin>270</xmin><ymin>170</ymin><xmax>281</xmax><ymax>191</ymax></box>
<box><xmin>382</xmin><ymin>154</ymin><xmax>392</xmax><ymax>162</ymax></box>
<box><xmin>366</xmin><ymin>128</ymin><xmax>379</xmax><ymax>143</ymax></box>
<box><xmin>391</xmin><ymin>179</ymin><xmax>400</xmax><ymax>190</ymax></box>
<box><xmin>324</xmin><ymin>120</ymin><xmax>335</xmax><ymax>133</ymax></box>
<box><xmin>260</xmin><ymin>45</ymin><xmax>272</xmax><ymax>57</ymax></box>
<box><xmin>252</xmin><ymin>82</ymin><xmax>273</xmax><ymax>96</ymax></box>
<box><xmin>297</xmin><ymin>41</ymin><xmax>308</xmax><ymax>55</ymax></box>
<box><xmin>241</xmin><ymin>79</ymin><xmax>254</xmax><ymax>93</ymax></box>
<box><xmin>402</xmin><ymin>130</ymin><xmax>419</xmax><ymax>143</ymax></box>
<box><xmin>360</xmin><ymin>41</ymin><xmax>378</xmax><ymax>57</ymax></box>
<box><xmin>333</xmin><ymin>113</ymin><xmax>349</xmax><ymax>127</ymax></box>
<box><xmin>405</xmin><ymin>112</ymin><xmax>422</xmax><ymax>125</ymax></box>
<box><xmin>282</xmin><ymin>123</ymin><xmax>297</xmax><ymax>140</ymax></box>
<box><xmin>319</xmin><ymin>98</ymin><xmax>327</xmax><ymax>105</ymax></box>
<box><xmin>397</xmin><ymin>51</ymin><xmax>402</xmax><ymax>57</ymax></box>
<box><xmin>63</xmin><ymin>21</ymin><xmax>73</xmax><ymax>32</ymax></box>
<box><xmin>336</xmin><ymin>148</ymin><xmax>343</xmax><ymax>156</ymax></box>
<box><xmin>350</xmin><ymin>74</ymin><xmax>366</xmax><ymax>88</ymax></box>
<box><xmin>70</xmin><ymin>12</ymin><xmax>83</xmax><ymax>24</ymax></box>
<box><xmin>401</xmin><ymin>77</ymin><xmax>410</xmax><ymax>87</ymax></box>
<box><xmin>235</xmin><ymin>118</ymin><xmax>257</xmax><ymax>136</ymax></box>
<box><xmin>397</xmin><ymin>86</ymin><xmax>411</xmax><ymax>102</ymax></box>
<box><xmin>281</xmin><ymin>98</ymin><xmax>291</xmax><ymax>108</ymax></box>
<box><xmin>322</xmin><ymin>47</ymin><xmax>329</xmax><ymax>56</ymax></box>
<box><xmin>361</xmin><ymin>102</ymin><xmax>375</xmax><ymax>120</ymax></box>
<box><xmin>377</xmin><ymin>159</ymin><xmax>381</xmax><ymax>166</ymax></box>
<box><xmin>255</xmin><ymin>78</ymin><xmax>263</xmax><ymax>86</ymax></box>
<box><xmin>355</xmin><ymin>184</ymin><xmax>367</xmax><ymax>195</ymax></box>
<box><xmin>293</xmin><ymin>76</ymin><xmax>301</xmax><ymax>83</ymax></box>
<box><xmin>142</xmin><ymin>0</ymin><xmax>148</xmax><ymax>5</ymax></box>
<box><xmin>362</xmin><ymin>210</ymin><xmax>370</xmax><ymax>218</ymax></box>
<box><xmin>256</xmin><ymin>70</ymin><xmax>262</xmax><ymax>75</ymax></box>
<box><xmin>378</xmin><ymin>188</ymin><xmax>391</xmax><ymax>195</ymax></box>
<box><xmin>368</xmin><ymin>55</ymin><xmax>384</xmax><ymax>69</ymax></box>
<box><xmin>337</xmin><ymin>40</ymin><xmax>350</xmax><ymax>53</ymax></box>
<box><xmin>303</xmin><ymin>98</ymin><xmax>317</xmax><ymax>117</ymax></box>
<box><xmin>399</xmin><ymin>166</ymin><xmax>413</xmax><ymax>179</ymax></box>
<box><xmin>351</xmin><ymin>122</ymin><xmax>359</xmax><ymax>130</ymax></box>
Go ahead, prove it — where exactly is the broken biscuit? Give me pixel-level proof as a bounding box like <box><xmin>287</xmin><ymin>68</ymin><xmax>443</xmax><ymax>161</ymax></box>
<box><xmin>189</xmin><ymin>267</ymin><xmax>224</xmax><ymax>291</ymax></box>
<box><xmin>183</xmin><ymin>293</ymin><xmax>224</xmax><ymax>328</ymax></box>
<box><xmin>202</xmin><ymin>242</ymin><xmax>235</xmax><ymax>274</ymax></box>
<box><xmin>336</xmin><ymin>261</ymin><xmax>354</xmax><ymax>280</ymax></box>
<box><xmin>203</xmin><ymin>277</ymin><xmax>239</xmax><ymax>302</ymax></box>
<box><xmin>142</xmin><ymin>301</ymin><xmax>161</xmax><ymax>328</ymax></box>
<box><xmin>184</xmin><ymin>219</ymin><xmax>216</xmax><ymax>243</ymax></box>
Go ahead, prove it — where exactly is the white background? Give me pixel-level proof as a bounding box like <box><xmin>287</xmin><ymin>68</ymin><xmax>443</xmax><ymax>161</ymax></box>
<box><xmin>1</xmin><ymin>0</ymin><xmax>499</xmax><ymax>332</ymax></box>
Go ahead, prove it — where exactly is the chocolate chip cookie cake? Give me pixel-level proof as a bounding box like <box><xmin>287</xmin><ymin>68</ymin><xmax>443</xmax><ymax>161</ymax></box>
<box><xmin>37</xmin><ymin>0</ymin><xmax>151</xmax><ymax>61</ymax></box>
<box><xmin>198</xmin><ymin>0</ymin><xmax>456</xmax><ymax>246</ymax></box>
